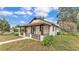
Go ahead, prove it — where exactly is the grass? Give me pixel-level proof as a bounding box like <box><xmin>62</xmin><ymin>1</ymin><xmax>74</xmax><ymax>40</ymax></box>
<box><xmin>0</xmin><ymin>39</ymin><xmax>54</xmax><ymax>51</ymax></box>
<box><xmin>52</xmin><ymin>34</ymin><xmax>79</xmax><ymax>51</ymax></box>
<box><xmin>0</xmin><ymin>34</ymin><xmax>79</xmax><ymax>51</ymax></box>
<box><xmin>0</xmin><ymin>34</ymin><xmax>20</xmax><ymax>42</ymax></box>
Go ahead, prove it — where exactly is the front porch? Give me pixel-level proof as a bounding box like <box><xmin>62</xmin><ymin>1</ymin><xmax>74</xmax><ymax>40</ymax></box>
<box><xmin>18</xmin><ymin>25</ymin><xmax>53</xmax><ymax>41</ymax></box>
<box><xmin>18</xmin><ymin>18</ymin><xmax>60</xmax><ymax>41</ymax></box>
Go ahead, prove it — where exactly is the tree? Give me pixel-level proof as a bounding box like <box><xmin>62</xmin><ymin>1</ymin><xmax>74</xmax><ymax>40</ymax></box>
<box><xmin>0</xmin><ymin>19</ymin><xmax>3</xmax><ymax>31</ymax></box>
<box><xmin>12</xmin><ymin>27</ymin><xmax>18</xmax><ymax>32</ymax></box>
<box><xmin>57</xmin><ymin>7</ymin><xmax>79</xmax><ymax>32</ymax></box>
<box><xmin>0</xmin><ymin>18</ymin><xmax>10</xmax><ymax>33</ymax></box>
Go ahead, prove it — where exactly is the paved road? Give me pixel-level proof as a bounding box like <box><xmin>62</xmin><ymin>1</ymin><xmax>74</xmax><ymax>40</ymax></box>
<box><xmin>0</xmin><ymin>37</ymin><xmax>30</xmax><ymax>45</ymax></box>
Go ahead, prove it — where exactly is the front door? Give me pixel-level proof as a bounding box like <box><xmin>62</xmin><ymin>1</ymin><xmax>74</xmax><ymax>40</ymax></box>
<box><xmin>35</xmin><ymin>26</ymin><xmax>44</xmax><ymax>35</ymax></box>
<box><xmin>36</xmin><ymin>26</ymin><xmax>41</xmax><ymax>35</ymax></box>
<box><xmin>31</xmin><ymin>26</ymin><xmax>36</xmax><ymax>34</ymax></box>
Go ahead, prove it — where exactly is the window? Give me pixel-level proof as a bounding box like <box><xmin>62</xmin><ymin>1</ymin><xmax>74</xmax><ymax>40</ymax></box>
<box><xmin>40</xmin><ymin>25</ymin><xmax>43</xmax><ymax>31</ymax></box>
<box><xmin>31</xmin><ymin>26</ymin><xmax>36</xmax><ymax>34</ymax></box>
<box><xmin>40</xmin><ymin>25</ymin><xmax>43</xmax><ymax>35</ymax></box>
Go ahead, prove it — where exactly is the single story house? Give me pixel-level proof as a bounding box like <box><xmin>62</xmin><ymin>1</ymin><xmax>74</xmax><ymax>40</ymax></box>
<box><xmin>18</xmin><ymin>18</ymin><xmax>61</xmax><ymax>41</ymax></box>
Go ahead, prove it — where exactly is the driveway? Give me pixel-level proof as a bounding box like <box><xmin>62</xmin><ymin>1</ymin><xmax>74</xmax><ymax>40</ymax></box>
<box><xmin>0</xmin><ymin>37</ymin><xmax>30</xmax><ymax>45</ymax></box>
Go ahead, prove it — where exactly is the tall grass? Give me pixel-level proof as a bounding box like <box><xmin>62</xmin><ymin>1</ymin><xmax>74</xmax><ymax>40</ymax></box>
<box><xmin>42</xmin><ymin>33</ymin><xmax>79</xmax><ymax>50</ymax></box>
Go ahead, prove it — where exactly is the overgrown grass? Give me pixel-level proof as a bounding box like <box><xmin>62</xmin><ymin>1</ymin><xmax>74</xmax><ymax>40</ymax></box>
<box><xmin>42</xmin><ymin>35</ymin><xmax>53</xmax><ymax>46</ymax></box>
<box><xmin>52</xmin><ymin>35</ymin><xmax>79</xmax><ymax>50</ymax></box>
<box><xmin>0</xmin><ymin>39</ymin><xmax>54</xmax><ymax>51</ymax></box>
<box><xmin>0</xmin><ymin>34</ymin><xmax>20</xmax><ymax>42</ymax></box>
<box><xmin>41</xmin><ymin>32</ymin><xmax>79</xmax><ymax>51</ymax></box>
<box><xmin>0</xmin><ymin>33</ymin><xmax>79</xmax><ymax>51</ymax></box>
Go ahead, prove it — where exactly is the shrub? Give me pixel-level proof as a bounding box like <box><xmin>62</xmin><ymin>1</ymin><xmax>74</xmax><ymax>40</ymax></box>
<box><xmin>63</xmin><ymin>32</ymin><xmax>69</xmax><ymax>35</ymax></box>
<box><xmin>13</xmin><ymin>28</ymin><xmax>18</xmax><ymax>32</ymax></box>
<box><xmin>62</xmin><ymin>32</ymin><xmax>78</xmax><ymax>36</ymax></box>
<box><xmin>42</xmin><ymin>35</ymin><xmax>53</xmax><ymax>46</ymax></box>
<box><xmin>70</xmin><ymin>32</ymin><xmax>79</xmax><ymax>36</ymax></box>
<box><xmin>14</xmin><ymin>32</ymin><xmax>19</xmax><ymax>36</ymax></box>
<box><xmin>57</xmin><ymin>32</ymin><xmax>61</xmax><ymax>35</ymax></box>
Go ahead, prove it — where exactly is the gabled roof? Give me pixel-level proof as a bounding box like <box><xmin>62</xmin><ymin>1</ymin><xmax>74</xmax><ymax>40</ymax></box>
<box><xmin>26</xmin><ymin>19</ymin><xmax>52</xmax><ymax>26</ymax></box>
<box><xmin>19</xmin><ymin>18</ymin><xmax>60</xmax><ymax>29</ymax></box>
<box><xmin>26</xmin><ymin>18</ymin><xmax>59</xmax><ymax>27</ymax></box>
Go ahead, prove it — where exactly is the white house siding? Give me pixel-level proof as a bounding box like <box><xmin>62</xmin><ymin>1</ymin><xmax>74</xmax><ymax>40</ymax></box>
<box><xmin>27</xmin><ymin>27</ymin><xmax>31</xmax><ymax>34</ymax></box>
<box><xmin>43</xmin><ymin>26</ymin><xmax>49</xmax><ymax>35</ymax></box>
<box><xmin>31</xmin><ymin>26</ymin><xmax>50</xmax><ymax>35</ymax></box>
<box><xmin>18</xmin><ymin>28</ymin><xmax>21</xmax><ymax>36</ymax></box>
<box><xmin>55</xmin><ymin>27</ymin><xmax>60</xmax><ymax>32</ymax></box>
<box><xmin>53</xmin><ymin>26</ymin><xmax>58</xmax><ymax>36</ymax></box>
<box><xmin>34</xmin><ymin>26</ymin><xmax>49</xmax><ymax>35</ymax></box>
<box><xmin>49</xmin><ymin>25</ymin><xmax>53</xmax><ymax>35</ymax></box>
<box><xmin>52</xmin><ymin>26</ymin><xmax>61</xmax><ymax>36</ymax></box>
<box><xmin>35</xmin><ymin>26</ymin><xmax>41</xmax><ymax>35</ymax></box>
<box><xmin>49</xmin><ymin>25</ymin><xmax>56</xmax><ymax>36</ymax></box>
<box><xmin>49</xmin><ymin>25</ymin><xmax>60</xmax><ymax>36</ymax></box>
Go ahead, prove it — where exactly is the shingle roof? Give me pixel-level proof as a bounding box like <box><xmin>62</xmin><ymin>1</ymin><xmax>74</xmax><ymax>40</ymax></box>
<box><xmin>26</xmin><ymin>19</ymin><xmax>52</xmax><ymax>26</ymax></box>
<box><xmin>20</xmin><ymin>18</ymin><xmax>60</xmax><ymax>28</ymax></box>
<box><xmin>26</xmin><ymin>18</ymin><xmax>60</xmax><ymax>28</ymax></box>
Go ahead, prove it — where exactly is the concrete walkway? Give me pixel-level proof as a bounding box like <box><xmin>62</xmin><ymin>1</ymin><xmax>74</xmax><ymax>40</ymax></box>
<box><xmin>0</xmin><ymin>37</ymin><xmax>30</xmax><ymax>45</ymax></box>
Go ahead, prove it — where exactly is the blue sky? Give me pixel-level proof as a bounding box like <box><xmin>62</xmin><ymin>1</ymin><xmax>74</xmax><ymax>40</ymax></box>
<box><xmin>0</xmin><ymin>7</ymin><xmax>59</xmax><ymax>27</ymax></box>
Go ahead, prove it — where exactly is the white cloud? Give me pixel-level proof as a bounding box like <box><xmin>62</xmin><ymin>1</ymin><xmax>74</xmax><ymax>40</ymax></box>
<box><xmin>14</xmin><ymin>11</ymin><xmax>32</xmax><ymax>15</ymax></box>
<box><xmin>21</xmin><ymin>7</ymin><xmax>32</xmax><ymax>10</ymax></box>
<box><xmin>35</xmin><ymin>12</ymin><xmax>48</xmax><ymax>17</ymax></box>
<box><xmin>45</xmin><ymin>17</ymin><xmax>57</xmax><ymax>24</ymax></box>
<box><xmin>0</xmin><ymin>11</ymin><xmax>13</xmax><ymax>16</ymax></box>
<box><xmin>26</xmin><ymin>11</ymin><xmax>32</xmax><ymax>15</ymax></box>
<box><xmin>34</xmin><ymin>7</ymin><xmax>52</xmax><ymax>17</ymax></box>
<box><xmin>20</xmin><ymin>7</ymin><xmax>33</xmax><ymax>15</ymax></box>
<box><xmin>53</xmin><ymin>7</ymin><xmax>59</xmax><ymax>10</ymax></box>
<box><xmin>14</xmin><ymin>11</ymin><xmax>26</xmax><ymax>14</ymax></box>
<box><xmin>34</xmin><ymin>7</ymin><xmax>52</xmax><ymax>13</ymax></box>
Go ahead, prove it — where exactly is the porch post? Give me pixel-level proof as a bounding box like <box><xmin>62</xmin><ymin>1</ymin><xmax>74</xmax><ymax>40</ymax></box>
<box><xmin>19</xmin><ymin>26</ymin><xmax>21</xmax><ymax>36</ymax></box>
<box><xmin>23</xmin><ymin>26</ymin><xmax>26</xmax><ymax>37</ymax></box>
<box><xmin>40</xmin><ymin>35</ymin><xmax>44</xmax><ymax>41</ymax></box>
<box><xmin>40</xmin><ymin>25</ymin><xmax>43</xmax><ymax>35</ymax></box>
<box><xmin>50</xmin><ymin>26</ymin><xmax>56</xmax><ymax>36</ymax></box>
<box><xmin>31</xmin><ymin>26</ymin><xmax>32</xmax><ymax>34</ymax></box>
<box><xmin>24</xmin><ymin>26</ymin><xmax>27</xmax><ymax>36</ymax></box>
<box><xmin>49</xmin><ymin>26</ymin><xmax>53</xmax><ymax>35</ymax></box>
<box><xmin>29</xmin><ymin>34</ymin><xmax>32</xmax><ymax>38</ymax></box>
<box><xmin>30</xmin><ymin>26</ymin><xmax>32</xmax><ymax>38</ymax></box>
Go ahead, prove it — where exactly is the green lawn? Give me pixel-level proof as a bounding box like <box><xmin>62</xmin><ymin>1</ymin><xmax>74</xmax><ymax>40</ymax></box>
<box><xmin>0</xmin><ymin>34</ymin><xmax>79</xmax><ymax>51</ymax></box>
<box><xmin>0</xmin><ymin>34</ymin><xmax>20</xmax><ymax>42</ymax></box>
<box><xmin>0</xmin><ymin>39</ymin><xmax>54</xmax><ymax>51</ymax></box>
<box><xmin>52</xmin><ymin>35</ymin><xmax>79</xmax><ymax>51</ymax></box>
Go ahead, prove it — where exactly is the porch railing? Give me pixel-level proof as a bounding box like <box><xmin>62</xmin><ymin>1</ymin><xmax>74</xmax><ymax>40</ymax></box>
<box><xmin>25</xmin><ymin>33</ymin><xmax>48</xmax><ymax>40</ymax></box>
<box><xmin>31</xmin><ymin>34</ymin><xmax>40</xmax><ymax>40</ymax></box>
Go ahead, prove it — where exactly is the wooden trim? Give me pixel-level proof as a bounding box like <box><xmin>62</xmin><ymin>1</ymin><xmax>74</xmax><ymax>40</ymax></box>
<box><xmin>24</xmin><ymin>26</ymin><xmax>26</xmax><ymax>32</ymax></box>
<box><xmin>20</xmin><ymin>26</ymin><xmax>21</xmax><ymax>33</ymax></box>
<box><xmin>31</xmin><ymin>26</ymin><xmax>32</xmax><ymax>34</ymax></box>
<box><xmin>31</xmin><ymin>26</ymin><xmax>35</xmax><ymax>34</ymax></box>
<box><xmin>20</xmin><ymin>26</ymin><xmax>22</xmax><ymax>35</ymax></box>
<box><xmin>48</xmin><ymin>25</ymin><xmax>50</xmax><ymax>35</ymax></box>
<box><xmin>41</xmin><ymin>25</ymin><xmax>43</xmax><ymax>35</ymax></box>
<box><xmin>40</xmin><ymin>25</ymin><xmax>41</xmax><ymax>31</ymax></box>
<box><xmin>24</xmin><ymin>26</ymin><xmax>27</xmax><ymax>35</ymax></box>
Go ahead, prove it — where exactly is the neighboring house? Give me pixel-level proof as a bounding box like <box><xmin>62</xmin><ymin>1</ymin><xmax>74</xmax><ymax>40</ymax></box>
<box><xmin>18</xmin><ymin>18</ymin><xmax>61</xmax><ymax>41</ymax></box>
